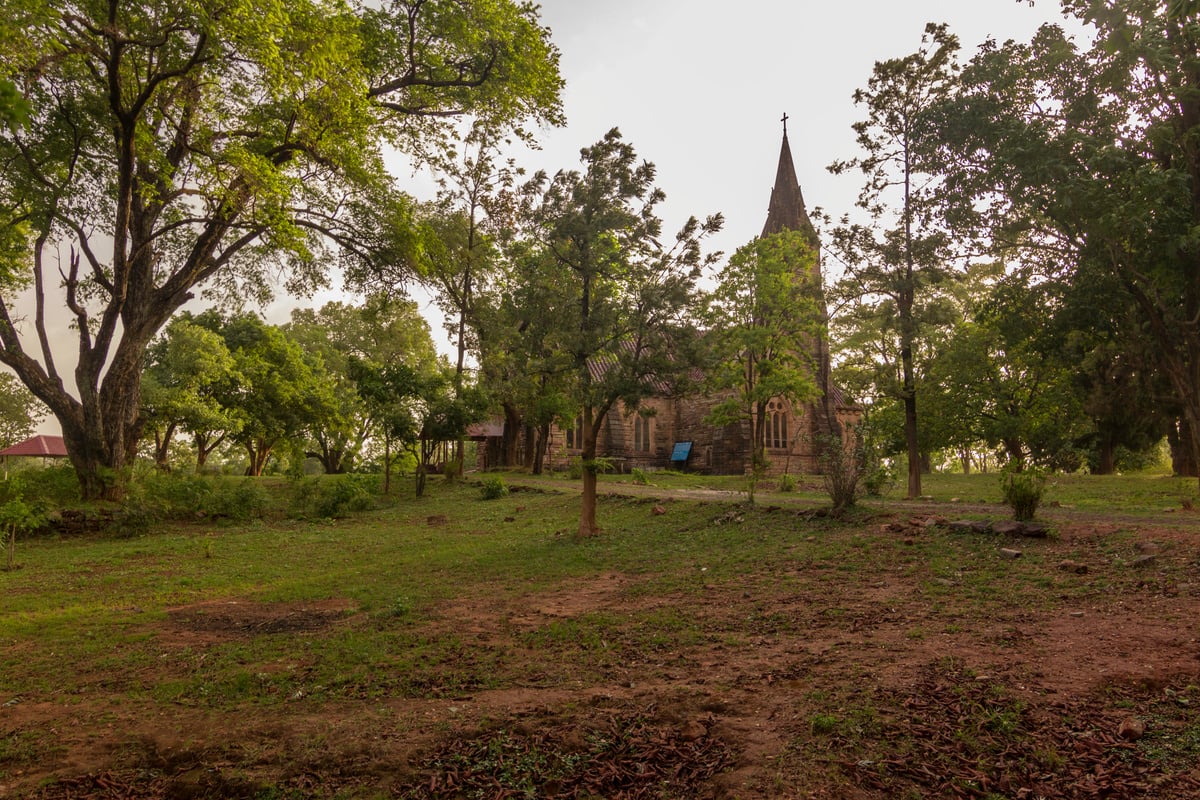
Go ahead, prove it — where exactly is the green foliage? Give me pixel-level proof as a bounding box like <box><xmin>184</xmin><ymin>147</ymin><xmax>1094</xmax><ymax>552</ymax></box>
<box><xmin>1000</xmin><ymin>468</ymin><xmax>1047</xmax><ymax>522</ymax></box>
<box><xmin>567</xmin><ymin>458</ymin><xmax>585</xmax><ymax>480</ymax></box>
<box><xmin>937</xmin><ymin>2</ymin><xmax>1200</xmax><ymax>489</ymax></box>
<box><xmin>8</xmin><ymin>465</ymin><xmax>79</xmax><ymax>508</ymax></box>
<box><xmin>704</xmin><ymin>230</ymin><xmax>823</xmax><ymax>468</ymax></box>
<box><xmin>630</xmin><ymin>468</ymin><xmax>650</xmax><ymax>486</ymax></box>
<box><xmin>479</xmin><ymin>475</ymin><xmax>509</xmax><ymax>500</ymax></box>
<box><xmin>518</xmin><ymin>128</ymin><xmax>722</xmax><ymax>535</ymax></box>
<box><xmin>0</xmin><ymin>476</ymin><xmax>45</xmax><ymax>570</ymax></box>
<box><xmin>312</xmin><ymin>474</ymin><xmax>378</xmax><ymax>518</ymax></box>
<box><xmin>142</xmin><ymin>318</ymin><xmax>244</xmax><ymax>471</ymax></box>
<box><xmin>0</xmin><ymin>0</ymin><xmax>563</xmax><ymax>500</ymax></box>
<box><xmin>0</xmin><ymin>374</ymin><xmax>44</xmax><ymax>448</ymax></box>
<box><xmin>777</xmin><ymin>472</ymin><xmax>798</xmax><ymax>493</ymax></box>
<box><xmin>286</xmin><ymin>296</ymin><xmax>441</xmax><ymax>475</ymax></box>
<box><xmin>828</xmin><ymin>22</ymin><xmax>962</xmax><ymax>500</ymax></box>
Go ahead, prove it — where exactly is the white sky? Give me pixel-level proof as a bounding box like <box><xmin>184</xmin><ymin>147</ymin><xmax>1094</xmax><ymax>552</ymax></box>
<box><xmin>513</xmin><ymin>0</ymin><xmax>1077</xmax><ymax>255</ymax></box>
<box><xmin>29</xmin><ymin>0</ymin><xmax>1086</xmax><ymax>436</ymax></box>
<box><xmin>285</xmin><ymin>0</ymin><xmax>1084</xmax><ymax>349</ymax></box>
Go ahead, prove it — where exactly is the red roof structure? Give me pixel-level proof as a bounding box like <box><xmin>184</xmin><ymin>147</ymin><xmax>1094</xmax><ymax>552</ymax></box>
<box><xmin>0</xmin><ymin>434</ymin><xmax>68</xmax><ymax>458</ymax></box>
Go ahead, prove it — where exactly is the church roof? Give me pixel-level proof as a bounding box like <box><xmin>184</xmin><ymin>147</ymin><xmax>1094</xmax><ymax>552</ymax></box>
<box><xmin>761</xmin><ymin>127</ymin><xmax>818</xmax><ymax>245</ymax></box>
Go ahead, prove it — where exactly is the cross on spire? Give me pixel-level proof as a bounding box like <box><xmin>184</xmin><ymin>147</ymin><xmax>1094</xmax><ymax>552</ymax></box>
<box><xmin>781</xmin><ymin>112</ymin><xmax>789</xmax><ymax>135</ymax></box>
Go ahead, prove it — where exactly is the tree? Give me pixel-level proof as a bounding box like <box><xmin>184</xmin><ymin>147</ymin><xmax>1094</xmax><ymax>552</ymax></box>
<box><xmin>286</xmin><ymin>297</ymin><xmax>439</xmax><ymax>474</ymax></box>
<box><xmin>829</xmin><ymin>23</ymin><xmax>962</xmax><ymax>497</ymax></box>
<box><xmin>704</xmin><ymin>230</ymin><xmax>823</xmax><ymax>500</ymax></box>
<box><xmin>350</xmin><ymin>359</ymin><xmax>484</xmax><ymax>496</ymax></box>
<box><xmin>0</xmin><ymin>372</ymin><xmax>44</xmax><ymax>448</ymax></box>
<box><xmin>417</xmin><ymin>121</ymin><xmax>519</xmax><ymax>475</ymax></box>
<box><xmin>142</xmin><ymin>318</ymin><xmax>242</xmax><ymax>471</ymax></box>
<box><xmin>520</xmin><ymin>129</ymin><xmax>721</xmax><ymax>537</ymax></box>
<box><xmin>0</xmin><ymin>0</ymin><xmax>562</xmax><ymax>499</ymax></box>
<box><xmin>922</xmin><ymin>276</ymin><xmax>1088</xmax><ymax>470</ymax></box>
<box><xmin>197</xmin><ymin>313</ymin><xmax>334</xmax><ymax>477</ymax></box>
<box><xmin>937</xmin><ymin>1</ymin><xmax>1200</xmax><ymax>490</ymax></box>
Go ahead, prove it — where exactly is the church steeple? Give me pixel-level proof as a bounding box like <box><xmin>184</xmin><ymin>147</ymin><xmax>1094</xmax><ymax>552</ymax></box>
<box><xmin>761</xmin><ymin>117</ymin><xmax>818</xmax><ymax>249</ymax></box>
<box><xmin>761</xmin><ymin>116</ymin><xmax>845</xmax><ymax>441</ymax></box>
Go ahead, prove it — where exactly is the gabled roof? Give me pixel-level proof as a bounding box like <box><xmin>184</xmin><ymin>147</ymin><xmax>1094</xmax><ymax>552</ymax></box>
<box><xmin>0</xmin><ymin>434</ymin><xmax>68</xmax><ymax>458</ymax></box>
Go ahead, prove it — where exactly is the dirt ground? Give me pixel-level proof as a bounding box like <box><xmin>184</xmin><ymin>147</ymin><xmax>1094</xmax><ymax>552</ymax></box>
<box><xmin>4</xmin><ymin>502</ymin><xmax>1200</xmax><ymax>799</ymax></box>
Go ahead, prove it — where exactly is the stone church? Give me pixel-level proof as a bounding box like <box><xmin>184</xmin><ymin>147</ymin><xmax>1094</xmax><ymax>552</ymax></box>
<box><xmin>474</xmin><ymin>125</ymin><xmax>857</xmax><ymax>475</ymax></box>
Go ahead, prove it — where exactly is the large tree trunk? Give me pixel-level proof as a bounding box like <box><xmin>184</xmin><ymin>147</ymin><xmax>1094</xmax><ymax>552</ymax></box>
<box><xmin>1170</xmin><ymin>416</ymin><xmax>1199</xmax><ymax>477</ymax></box>
<box><xmin>245</xmin><ymin>440</ymin><xmax>273</xmax><ymax>476</ymax></box>
<box><xmin>1003</xmin><ymin>438</ymin><xmax>1025</xmax><ymax>469</ymax></box>
<box><xmin>1095</xmin><ymin>435</ymin><xmax>1116</xmax><ymax>476</ymax></box>
<box><xmin>55</xmin><ymin>350</ymin><xmax>147</xmax><ymax>502</ymax></box>
<box><xmin>532</xmin><ymin>423</ymin><xmax>550</xmax><ymax>475</ymax></box>
<box><xmin>522</xmin><ymin>422</ymin><xmax>536</xmax><ymax>469</ymax></box>
<box><xmin>501</xmin><ymin>403</ymin><xmax>522</xmax><ymax>467</ymax></box>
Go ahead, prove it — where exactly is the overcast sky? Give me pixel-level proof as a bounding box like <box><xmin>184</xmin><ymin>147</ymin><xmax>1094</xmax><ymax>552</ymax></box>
<box><xmin>275</xmin><ymin>0</ymin><xmax>1086</xmax><ymax>345</ymax></box>
<box><xmin>508</xmin><ymin>0</ymin><xmax>1080</xmax><ymax>254</ymax></box>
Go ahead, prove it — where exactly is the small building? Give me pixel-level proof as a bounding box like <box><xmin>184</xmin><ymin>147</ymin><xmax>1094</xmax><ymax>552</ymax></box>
<box><xmin>0</xmin><ymin>434</ymin><xmax>68</xmax><ymax>460</ymax></box>
<box><xmin>0</xmin><ymin>434</ymin><xmax>69</xmax><ymax>476</ymax></box>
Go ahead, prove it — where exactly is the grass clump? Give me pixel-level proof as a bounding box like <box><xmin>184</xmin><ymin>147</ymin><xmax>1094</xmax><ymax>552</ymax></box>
<box><xmin>480</xmin><ymin>475</ymin><xmax>509</xmax><ymax>500</ymax></box>
<box><xmin>1000</xmin><ymin>467</ymin><xmax>1046</xmax><ymax>521</ymax></box>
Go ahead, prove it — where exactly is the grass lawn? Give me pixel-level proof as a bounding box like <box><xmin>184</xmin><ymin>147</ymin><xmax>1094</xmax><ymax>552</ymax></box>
<box><xmin>1</xmin><ymin>471</ymin><xmax>1198</xmax><ymax>798</ymax></box>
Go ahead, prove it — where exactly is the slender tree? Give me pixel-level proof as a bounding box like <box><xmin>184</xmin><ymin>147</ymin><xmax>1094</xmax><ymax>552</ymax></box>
<box><xmin>829</xmin><ymin>23</ymin><xmax>961</xmax><ymax>497</ymax></box>
<box><xmin>286</xmin><ymin>298</ymin><xmax>438</xmax><ymax>474</ymax></box>
<box><xmin>0</xmin><ymin>373</ymin><xmax>44</xmax><ymax>449</ymax></box>
<box><xmin>520</xmin><ymin>129</ymin><xmax>721</xmax><ymax>537</ymax></box>
<box><xmin>141</xmin><ymin>318</ymin><xmax>241</xmax><ymax>471</ymax></box>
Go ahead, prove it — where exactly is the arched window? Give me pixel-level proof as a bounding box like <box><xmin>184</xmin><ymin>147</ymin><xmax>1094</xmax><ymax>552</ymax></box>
<box><xmin>767</xmin><ymin>400</ymin><xmax>789</xmax><ymax>449</ymax></box>
<box><xmin>633</xmin><ymin>416</ymin><xmax>651</xmax><ymax>452</ymax></box>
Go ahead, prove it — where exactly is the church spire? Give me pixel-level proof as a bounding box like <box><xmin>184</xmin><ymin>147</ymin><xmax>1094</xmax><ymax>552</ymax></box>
<box><xmin>761</xmin><ymin>116</ymin><xmax>818</xmax><ymax>248</ymax></box>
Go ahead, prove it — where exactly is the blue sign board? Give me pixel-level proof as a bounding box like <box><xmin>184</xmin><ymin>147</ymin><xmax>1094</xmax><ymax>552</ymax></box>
<box><xmin>670</xmin><ymin>441</ymin><xmax>692</xmax><ymax>463</ymax></box>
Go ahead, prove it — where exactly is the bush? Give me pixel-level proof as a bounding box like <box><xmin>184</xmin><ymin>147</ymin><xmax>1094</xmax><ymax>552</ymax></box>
<box><xmin>861</xmin><ymin>461</ymin><xmax>895</xmax><ymax>497</ymax></box>
<box><xmin>818</xmin><ymin>434</ymin><xmax>863</xmax><ymax>515</ymax></box>
<box><xmin>11</xmin><ymin>465</ymin><xmax>80</xmax><ymax>507</ymax></box>
<box><xmin>631</xmin><ymin>468</ymin><xmax>649</xmax><ymax>486</ymax></box>
<box><xmin>777</xmin><ymin>472</ymin><xmax>797</xmax><ymax>493</ymax></box>
<box><xmin>313</xmin><ymin>474</ymin><xmax>377</xmax><ymax>518</ymax></box>
<box><xmin>1000</xmin><ymin>467</ymin><xmax>1046</xmax><ymax>521</ymax></box>
<box><xmin>567</xmin><ymin>458</ymin><xmax>584</xmax><ymax>480</ymax></box>
<box><xmin>480</xmin><ymin>475</ymin><xmax>509</xmax><ymax>500</ymax></box>
<box><xmin>208</xmin><ymin>479</ymin><xmax>269</xmax><ymax>521</ymax></box>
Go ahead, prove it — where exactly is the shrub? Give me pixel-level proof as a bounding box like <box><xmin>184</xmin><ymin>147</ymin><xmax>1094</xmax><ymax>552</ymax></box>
<box><xmin>818</xmin><ymin>434</ymin><xmax>864</xmax><ymax>515</ymax></box>
<box><xmin>208</xmin><ymin>479</ymin><xmax>269</xmax><ymax>521</ymax></box>
<box><xmin>480</xmin><ymin>475</ymin><xmax>509</xmax><ymax>500</ymax></box>
<box><xmin>313</xmin><ymin>474</ymin><xmax>377</xmax><ymax>518</ymax></box>
<box><xmin>777</xmin><ymin>472</ymin><xmax>797</xmax><ymax>493</ymax></box>
<box><xmin>1000</xmin><ymin>467</ymin><xmax>1046</xmax><ymax>521</ymax></box>
<box><xmin>567</xmin><ymin>458</ymin><xmax>584</xmax><ymax>480</ymax></box>
<box><xmin>0</xmin><ymin>477</ymin><xmax>46</xmax><ymax>569</ymax></box>
<box><xmin>631</xmin><ymin>468</ymin><xmax>649</xmax><ymax>486</ymax></box>
<box><xmin>13</xmin><ymin>465</ymin><xmax>80</xmax><ymax>507</ymax></box>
